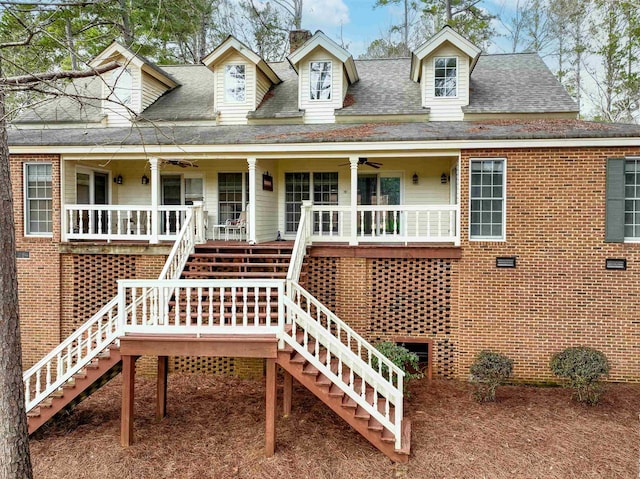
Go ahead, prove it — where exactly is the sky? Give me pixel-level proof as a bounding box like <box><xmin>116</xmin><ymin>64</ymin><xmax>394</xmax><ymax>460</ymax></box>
<box><xmin>300</xmin><ymin>0</ymin><xmax>514</xmax><ymax>57</ymax></box>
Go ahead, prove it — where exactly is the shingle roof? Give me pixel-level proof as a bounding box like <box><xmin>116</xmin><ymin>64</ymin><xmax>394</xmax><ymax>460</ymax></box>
<box><xmin>247</xmin><ymin>62</ymin><xmax>302</xmax><ymax>119</ymax></box>
<box><xmin>9</xmin><ymin>120</ymin><xmax>640</xmax><ymax>147</ymax></box>
<box><xmin>139</xmin><ymin>65</ymin><xmax>215</xmax><ymax>121</ymax></box>
<box><xmin>465</xmin><ymin>53</ymin><xmax>578</xmax><ymax>114</ymax></box>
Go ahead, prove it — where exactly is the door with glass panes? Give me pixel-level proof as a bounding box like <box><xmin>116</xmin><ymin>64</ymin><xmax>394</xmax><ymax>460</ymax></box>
<box><xmin>285</xmin><ymin>172</ymin><xmax>338</xmax><ymax>235</ymax></box>
<box><xmin>76</xmin><ymin>170</ymin><xmax>109</xmax><ymax>234</ymax></box>
<box><xmin>357</xmin><ymin>174</ymin><xmax>401</xmax><ymax>235</ymax></box>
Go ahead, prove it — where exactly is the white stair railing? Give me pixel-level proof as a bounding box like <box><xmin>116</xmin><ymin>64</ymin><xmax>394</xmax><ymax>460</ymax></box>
<box><xmin>282</xmin><ymin>294</ymin><xmax>404</xmax><ymax>449</ymax></box>
<box><xmin>286</xmin><ymin>201</ymin><xmax>312</xmax><ymax>288</ymax></box>
<box><xmin>23</xmin><ymin>205</ymin><xmax>202</xmax><ymax>413</ymax></box>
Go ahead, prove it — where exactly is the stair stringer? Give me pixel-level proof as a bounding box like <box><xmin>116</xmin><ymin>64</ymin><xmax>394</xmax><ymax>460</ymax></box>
<box><xmin>28</xmin><ymin>347</ymin><xmax>123</xmax><ymax>434</ymax></box>
<box><xmin>276</xmin><ymin>350</ymin><xmax>410</xmax><ymax>462</ymax></box>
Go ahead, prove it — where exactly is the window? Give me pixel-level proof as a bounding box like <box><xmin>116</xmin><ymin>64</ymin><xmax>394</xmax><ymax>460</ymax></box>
<box><xmin>24</xmin><ymin>163</ymin><xmax>52</xmax><ymax>235</ymax></box>
<box><xmin>309</xmin><ymin>61</ymin><xmax>332</xmax><ymax>100</ymax></box>
<box><xmin>624</xmin><ymin>159</ymin><xmax>640</xmax><ymax>239</ymax></box>
<box><xmin>218</xmin><ymin>173</ymin><xmax>246</xmax><ymax>223</ymax></box>
<box><xmin>285</xmin><ymin>172</ymin><xmax>310</xmax><ymax>233</ymax></box>
<box><xmin>470</xmin><ymin>159</ymin><xmax>505</xmax><ymax>240</ymax></box>
<box><xmin>285</xmin><ymin>172</ymin><xmax>338</xmax><ymax>234</ymax></box>
<box><xmin>185</xmin><ymin>177</ymin><xmax>204</xmax><ymax>205</ymax></box>
<box><xmin>434</xmin><ymin>57</ymin><xmax>457</xmax><ymax>97</ymax></box>
<box><xmin>112</xmin><ymin>67</ymin><xmax>132</xmax><ymax>105</ymax></box>
<box><xmin>225</xmin><ymin>64</ymin><xmax>246</xmax><ymax>102</ymax></box>
<box><xmin>313</xmin><ymin>172</ymin><xmax>338</xmax><ymax>233</ymax></box>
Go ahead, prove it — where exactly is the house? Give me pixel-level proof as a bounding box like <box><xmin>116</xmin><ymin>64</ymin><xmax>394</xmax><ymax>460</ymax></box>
<box><xmin>9</xmin><ymin>26</ymin><xmax>640</xmax><ymax>460</ymax></box>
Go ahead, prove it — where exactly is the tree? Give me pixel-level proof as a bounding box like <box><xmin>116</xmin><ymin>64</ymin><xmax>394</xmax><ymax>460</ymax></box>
<box><xmin>420</xmin><ymin>0</ymin><xmax>495</xmax><ymax>49</ymax></box>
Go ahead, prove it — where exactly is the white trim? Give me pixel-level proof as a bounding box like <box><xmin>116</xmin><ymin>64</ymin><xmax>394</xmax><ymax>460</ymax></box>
<box><xmin>468</xmin><ymin>157</ymin><xmax>507</xmax><ymax>242</ymax></box>
<box><xmin>309</xmin><ymin>60</ymin><xmax>333</xmax><ymax>102</ymax></box>
<box><xmin>75</xmin><ymin>165</ymin><xmax>112</xmax><ymax>205</ymax></box>
<box><xmin>287</xmin><ymin>31</ymin><xmax>358</xmax><ymax>84</ymax></box>
<box><xmin>23</xmin><ymin>162</ymin><xmax>54</xmax><ymax>238</ymax></box>
<box><xmin>13</xmin><ymin>137</ymin><xmax>640</xmax><ymax>157</ymax></box>
<box><xmin>433</xmin><ymin>56</ymin><xmax>459</xmax><ymax>99</ymax></box>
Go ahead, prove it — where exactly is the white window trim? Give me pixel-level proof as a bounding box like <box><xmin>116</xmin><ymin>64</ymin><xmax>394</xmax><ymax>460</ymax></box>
<box><xmin>24</xmin><ymin>162</ymin><xmax>53</xmax><ymax>238</ymax></box>
<box><xmin>184</xmin><ymin>173</ymin><xmax>206</xmax><ymax>204</ymax></box>
<box><xmin>433</xmin><ymin>56</ymin><xmax>459</xmax><ymax>99</ymax></box>
<box><xmin>623</xmin><ymin>156</ymin><xmax>640</xmax><ymax>242</ymax></box>
<box><xmin>468</xmin><ymin>157</ymin><xmax>507</xmax><ymax>242</ymax></box>
<box><xmin>308</xmin><ymin>60</ymin><xmax>333</xmax><ymax>102</ymax></box>
<box><xmin>112</xmin><ymin>67</ymin><xmax>132</xmax><ymax>106</ymax></box>
<box><xmin>224</xmin><ymin>64</ymin><xmax>247</xmax><ymax>103</ymax></box>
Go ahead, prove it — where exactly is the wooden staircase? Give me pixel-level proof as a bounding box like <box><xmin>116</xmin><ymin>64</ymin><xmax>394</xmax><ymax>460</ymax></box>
<box><xmin>277</xmin><ymin>334</ymin><xmax>411</xmax><ymax>462</ymax></box>
<box><xmin>181</xmin><ymin>242</ymin><xmax>295</xmax><ymax>280</ymax></box>
<box><xmin>27</xmin><ymin>346</ymin><xmax>123</xmax><ymax>435</ymax></box>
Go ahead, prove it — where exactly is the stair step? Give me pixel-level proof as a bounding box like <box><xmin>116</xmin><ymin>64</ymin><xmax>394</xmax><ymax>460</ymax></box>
<box><xmin>189</xmin><ymin>252</ymin><xmax>291</xmax><ymax>259</ymax></box>
<box><xmin>342</xmin><ymin>396</ymin><xmax>357</xmax><ymax>409</ymax></box>
<box><xmin>182</xmin><ymin>271</ymin><xmax>287</xmax><ymax>278</ymax></box>
<box><xmin>27</xmin><ymin>408</ymin><xmax>41</xmax><ymax>418</ymax></box>
<box><xmin>354</xmin><ymin>405</ymin><xmax>370</xmax><ymax>420</ymax></box>
<box><xmin>328</xmin><ymin>383</ymin><xmax>345</xmax><ymax>398</ymax></box>
<box><xmin>290</xmin><ymin>353</ymin><xmax>307</xmax><ymax>365</ymax></box>
<box><xmin>315</xmin><ymin>374</ymin><xmax>332</xmax><ymax>387</ymax></box>
<box><xmin>302</xmin><ymin>363</ymin><xmax>319</xmax><ymax>376</ymax></box>
<box><xmin>50</xmin><ymin>389</ymin><xmax>64</xmax><ymax>398</ymax></box>
<box><xmin>368</xmin><ymin>416</ymin><xmax>384</xmax><ymax>432</ymax></box>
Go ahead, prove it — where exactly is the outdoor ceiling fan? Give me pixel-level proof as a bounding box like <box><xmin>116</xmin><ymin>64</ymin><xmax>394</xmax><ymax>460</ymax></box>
<box><xmin>339</xmin><ymin>157</ymin><xmax>383</xmax><ymax>169</ymax></box>
<box><xmin>160</xmin><ymin>159</ymin><xmax>199</xmax><ymax>168</ymax></box>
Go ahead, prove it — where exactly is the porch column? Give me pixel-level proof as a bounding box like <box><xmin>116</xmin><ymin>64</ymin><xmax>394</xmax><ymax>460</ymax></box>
<box><xmin>247</xmin><ymin>157</ymin><xmax>257</xmax><ymax>244</ymax></box>
<box><xmin>149</xmin><ymin>157</ymin><xmax>160</xmax><ymax>244</ymax></box>
<box><xmin>349</xmin><ymin>156</ymin><xmax>359</xmax><ymax>246</ymax></box>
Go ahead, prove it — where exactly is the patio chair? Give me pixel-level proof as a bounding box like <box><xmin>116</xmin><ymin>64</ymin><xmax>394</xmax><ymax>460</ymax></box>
<box><xmin>224</xmin><ymin>211</ymin><xmax>246</xmax><ymax>240</ymax></box>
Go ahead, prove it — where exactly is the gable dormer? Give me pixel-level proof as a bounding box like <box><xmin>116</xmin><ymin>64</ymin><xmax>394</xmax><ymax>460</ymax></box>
<box><xmin>287</xmin><ymin>31</ymin><xmax>359</xmax><ymax>124</ymax></box>
<box><xmin>89</xmin><ymin>42</ymin><xmax>178</xmax><ymax>127</ymax></box>
<box><xmin>203</xmin><ymin>36</ymin><xmax>281</xmax><ymax>126</ymax></box>
<box><xmin>410</xmin><ymin>26</ymin><xmax>481</xmax><ymax>121</ymax></box>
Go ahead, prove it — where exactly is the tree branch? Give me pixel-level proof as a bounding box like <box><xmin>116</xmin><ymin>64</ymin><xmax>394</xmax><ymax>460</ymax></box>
<box><xmin>1</xmin><ymin>62</ymin><xmax>120</xmax><ymax>86</ymax></box>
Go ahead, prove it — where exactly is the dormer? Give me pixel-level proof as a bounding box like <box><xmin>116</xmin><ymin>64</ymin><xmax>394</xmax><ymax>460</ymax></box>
<box><xmin>410</xmin><ymin>26</ymin><xmax>481</xmax><ymax>121</ymax></box>
<box><xmin>203</xmin><ymin>36</ymin><xmax>281</xmax><ymax>126</ymax></box>
<box><xmin>287</xmin><ymin>31</ymin><xmax>359</xmax><ymax>124</ymax></box>
<box><xmin>89</xmin><ymin>42</ymin><xmax>178</xmax><ymax>127</ymax></box>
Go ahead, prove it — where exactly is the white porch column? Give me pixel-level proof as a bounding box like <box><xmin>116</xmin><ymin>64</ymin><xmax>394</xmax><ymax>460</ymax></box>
<box><xmin>149</xmin><ymin>157</ymin><xmax>160</xmax><ymax>244</ymax></box>
<box><xmin>349</xmin><ymin>156</ymin><xmax>359</xmax><ymax>246</ymax></box>
<box><xmin>247</xmin><ymin>157</ymin><xmax>257</xmax><ymax>244</ymax></box>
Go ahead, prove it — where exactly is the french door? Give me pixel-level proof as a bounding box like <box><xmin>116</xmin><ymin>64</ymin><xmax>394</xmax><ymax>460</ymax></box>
<box><xmin>357</xmin><ymin>174</ymin><xmax>401</xmax><ymax>235</ymax></box>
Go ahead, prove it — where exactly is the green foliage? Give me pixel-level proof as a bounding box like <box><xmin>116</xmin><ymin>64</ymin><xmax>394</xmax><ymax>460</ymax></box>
<box><xmin>469</xmin><ymin>350</ymin><xmax>513</xmax><ymax>402</ymax></box>
<box><xmin>550</xmin><ymin>347</ymin><xmax>610</xmax><ymax>405</ymax></box>
<box><xmin>373</xmin><ymin>342</ymin><xmax>423</xmax><ymax>387</ymax></box>
<box><xmin>420</xmin><ymin>0</ymin><xmax>495</xmax><ymax>49</ymax></box>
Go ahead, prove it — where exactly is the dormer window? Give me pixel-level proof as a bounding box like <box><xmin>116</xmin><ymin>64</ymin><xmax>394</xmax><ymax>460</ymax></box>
<box><xmin>225</xmin><ymin>64</ymin><xmax>246</xmax><ymax>102</ymax></box>
<box><xmin>434</xmin><ymin>57</ymin><xmax>457</xmax><ymax>97</ymax></box>
<box><xmin>112</xmin><ymin>67</ymin><xmax>132</xmax><ymax>105</ymax></box>
<box><xmin>309</xmin><ymin>61</ymin><xmax>332</xmax><ymax>100</ymax></box>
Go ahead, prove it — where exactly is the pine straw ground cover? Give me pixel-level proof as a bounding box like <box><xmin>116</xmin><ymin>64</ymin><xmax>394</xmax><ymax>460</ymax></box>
<box><xmin>30</xmin><ymin>373</ymin><xmax>639</xmax><ymax>479</ymax></box>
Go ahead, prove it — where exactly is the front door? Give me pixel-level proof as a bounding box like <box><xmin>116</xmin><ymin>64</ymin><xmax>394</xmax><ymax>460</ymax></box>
<box><xmin>76</xmin><ymin>170</ymin><xmax>109</xmax><ymax>233</ymax></box>
<box><xmin>357</xmin><ymin>175</ymin><xmax>377</xmax><ymax>234</ymax></box>
<box><xmin>357</xmin><ymin>174</ymin><xmax>401</xmax><ymax>235</ymax></box>
<box><xmin>161</xmin><ymin>175</ymin><xmax>182</xmax><ymax>233</ymax></box>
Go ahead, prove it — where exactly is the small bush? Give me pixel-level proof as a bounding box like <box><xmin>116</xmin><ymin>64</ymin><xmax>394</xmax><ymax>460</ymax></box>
<box><xmin>469</xmin><ymin>350</ymin><xmax>513</xmax><ymax>402</ymax></box>
<box><xmin>373</xmin><ymin>342</ymin><xmax>423</xmax><ymax>388</ymax></box>
<box><xmin>550</xmin><ymin>346</ymin><xmax>610</xmax><ymax>405</ymax></box>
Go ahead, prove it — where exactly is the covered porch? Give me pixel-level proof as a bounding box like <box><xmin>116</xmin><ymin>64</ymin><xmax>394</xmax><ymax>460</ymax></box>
<box><xmin>61</xmin><ymin>153</ymin><xmax>460</xmax><ymax>246</ymax></box>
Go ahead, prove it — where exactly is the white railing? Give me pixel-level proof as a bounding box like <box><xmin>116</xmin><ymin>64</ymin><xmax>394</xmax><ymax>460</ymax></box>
<box><xmin>117</xmin><ymin>279</ymin><xmax>285</xmax><ymax>335</ymax></box>
<box><xmin>63</xmin><ymin>204</ymin><xmax>194</xmax><ymax>242</ymax></box>
<box><xmin>309</xmin><ymin>204</ymin><xmax>459</xmax><ymax>245</ymax></box>
<box><xmin>24</xmin><ymin>205</ymin><xmax>202</xmax><ymax>413</ymax></box>
<box><xmin>286</xmin><ymin>201</ymin><xmax>312</xmax><ymax>287</ymax></box>
<box><xmin>282</xmin><ymin>287</ymin><xmax>404</xmax><ymax>449</ymax></box>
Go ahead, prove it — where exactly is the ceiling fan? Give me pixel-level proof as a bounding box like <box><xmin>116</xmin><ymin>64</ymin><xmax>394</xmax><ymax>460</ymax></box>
<box><xmin>160</xmin><ymin>159</ymin><xmax>199</xmax><ymax>168</ymax></box>
<box><xmin>339</xmin><ymin>157</ymin><xmax>383</xmax><ymax>169</ymax></box>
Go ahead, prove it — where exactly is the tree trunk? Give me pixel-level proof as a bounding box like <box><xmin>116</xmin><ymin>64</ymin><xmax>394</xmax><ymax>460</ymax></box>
<box><xmin>118</xmin><ymin>0</ymin><xmax>134</xmax><ymax>47</ymax></box>
<box><xmin>445</xmin><ymin>0</ymin><xmax>452</xmax><ymax>21</ymax></box>
<box><xmin>65</xmin><ymin>18</ymin><xmax>78</xmax><ymax>71</ymax></box>
<box><xmin>0</xmin><ymin>66</ymin><xmax>33</xmax><ymax>479</ymax></box>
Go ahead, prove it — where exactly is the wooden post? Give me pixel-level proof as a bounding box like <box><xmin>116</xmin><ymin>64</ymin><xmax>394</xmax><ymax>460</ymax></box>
<box><xmin>121</xmin><ymin>355</ymin><xmax>136</xmax><ymax>446</ymax></box>
<box><xmin>283</xmin><ymin>370</ymin><xmax>292</xmax><ymax>417</ymax></box>
<box><xmin>156</xmin><ymin>356</ymin><xmax>168</xmax><ymax>421</ymax></box>
<box><xmin>265</xmin><ymin>358</ymin><xmax>277</xmax><ymax>456</ymax></box>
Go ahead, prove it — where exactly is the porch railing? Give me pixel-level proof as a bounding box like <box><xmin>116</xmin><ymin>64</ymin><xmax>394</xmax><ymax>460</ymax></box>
<box><xmin>63</xmin><ymin>204</ymin><xmax>199</xmax><ymax>242</ymax></box>
<box><xmin>309</xmin><ymin>204</ymin><xmax>459</xmax><ymax>245</ymax></box>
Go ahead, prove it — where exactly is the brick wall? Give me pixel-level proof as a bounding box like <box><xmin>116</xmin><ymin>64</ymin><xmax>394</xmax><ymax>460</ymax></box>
<box><xmin>458</xmin><ymin>147</ymin><xmax>640</xmax><ymax>382</ymax></box>
<box><xmin>305</xmin><ymin>254</ymin><xmax>457</xmax><ymax>378</ymax></box>
<box><xmin>11</xmin><ymin>154</ymin><xmax>62</xmax><ymax>368</ymax></box>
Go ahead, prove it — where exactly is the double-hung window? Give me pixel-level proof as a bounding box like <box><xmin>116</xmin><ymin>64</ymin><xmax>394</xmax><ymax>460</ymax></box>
<box><xmin>285</xmin><ymin>172</ymin><xmax>338</xmax><ymax>234</ymax></box>
<box><xmin>24</xmin><ymin>163</ymin><xmax>53</xmax><ymax>236</ymax></box>
<box><xmin>112</xmin><ymin>67</ymin><xmax>132</xmax><ymax>105</ymax></box>
<box><xmin>225</xmin><ymin>64</ymin><xmax>246</xmax><ymax>102</ymax></box>
<box><xmin>470</xmin><ymin>159</ymin><xmax>505</xmax><ymax>240</ymax></box>
<box><xmin>309</xmin><ymin>61</ymin><xmax>332</xmax><ymax>100</ymax></box>
<box><xmin>624</xmin><ymin>158</ymin><xmax>640</xmax><ymax>239</ymax></box>
<box><xmin>434</xmin><ymin>57</ymin><xmax>457</xmax><ymax>97</ymax></box>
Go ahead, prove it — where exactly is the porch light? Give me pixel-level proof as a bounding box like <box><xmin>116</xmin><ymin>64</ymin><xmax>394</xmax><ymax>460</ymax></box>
<box><xmin>412</xmin><ymin>172</ymin><xmax>418</xmax><ymax>185</ymax></box>
<box><xmin>114</xmin><ymin>174</ymin><xmax>123</xmax><ymax>185</ymax></box>
<box><xmin>440</xmin><ymin>173</ymin><xmax>449</xmax><ymax>184</ymax></box>
<box><xmin>141</xmin><ymin>174</ymin><xmax>149</xmax><ymax>185</ymax></box>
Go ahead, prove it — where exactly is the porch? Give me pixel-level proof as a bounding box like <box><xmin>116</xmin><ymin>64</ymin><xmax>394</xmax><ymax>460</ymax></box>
<box><xmin>61</xmin><ymin>154</ymin><xmax>460</xmax><ymax>246</ymax></box>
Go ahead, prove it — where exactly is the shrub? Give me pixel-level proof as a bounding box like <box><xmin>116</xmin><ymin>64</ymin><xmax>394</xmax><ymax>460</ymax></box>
<box><xmin>550</xmin><ymin>347</ymin><xmax>610</xmax><ymax>405</ymax></box>
<box><xmin>469</xmin><ymin>350</ymin><xmax>513</xmax><ymax>402</ymax></box>
<box><xmin>373</xmin><ymin>342</ymin><xmax>423</xmax><ymax>389</ymax></box>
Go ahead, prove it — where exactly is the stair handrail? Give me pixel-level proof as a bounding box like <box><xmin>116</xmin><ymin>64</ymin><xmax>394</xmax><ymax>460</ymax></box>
<box><xmin>282</xmin><ymin>298</ymin><xmax>404</xmax><ymax>449</ymax></box>
<box><xmin>288</xmin><ymin>282</ymin><xmax>405</xmax><ymax>384</ymax></box>
<box><xmin>24</xmin><ymin>205</ymin><xmax>201</xmax><ymax>412</ymax></box>
<box><xmin>286</xmin><ymin>201</ymin><xmax>312</xmax><ymax>287</ymax></box>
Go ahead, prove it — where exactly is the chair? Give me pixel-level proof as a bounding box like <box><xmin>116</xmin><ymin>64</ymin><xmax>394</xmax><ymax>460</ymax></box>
<box><xmin>224</xmin><ymin>211</ymin><xmax>246</xmax><ymax>241</ymax></box>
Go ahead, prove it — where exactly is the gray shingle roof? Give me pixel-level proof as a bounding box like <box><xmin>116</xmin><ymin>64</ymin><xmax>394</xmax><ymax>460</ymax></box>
<box><xmin>335</xmin><ymin>58</ymin><xmax>426</xmax><ymax>116</ymax></box>
<box><xmin>465</xmin><ymin>53</ymin><xmax>578</xmax><ymax>114</ymax></box>
<box><xmin>139</xmin><ymin>65</ymin><xmax>215</xmax><ymax>121</ymax></box>
<box><xmin>9</xmin><ymin>120</ymin><xmax>640</xmax><ymax>147</ymax></box>
<box><xmin>247</xmin><ymin>62</ymin><xmax>301</xmax><ymax>119</ymax></box>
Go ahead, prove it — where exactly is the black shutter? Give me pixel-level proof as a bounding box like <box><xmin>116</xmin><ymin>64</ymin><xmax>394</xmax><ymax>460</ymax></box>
<box><xmin>605</xmin><ymin>158</ymin><xmax>626</xmax><ymax>243</ymax></box>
